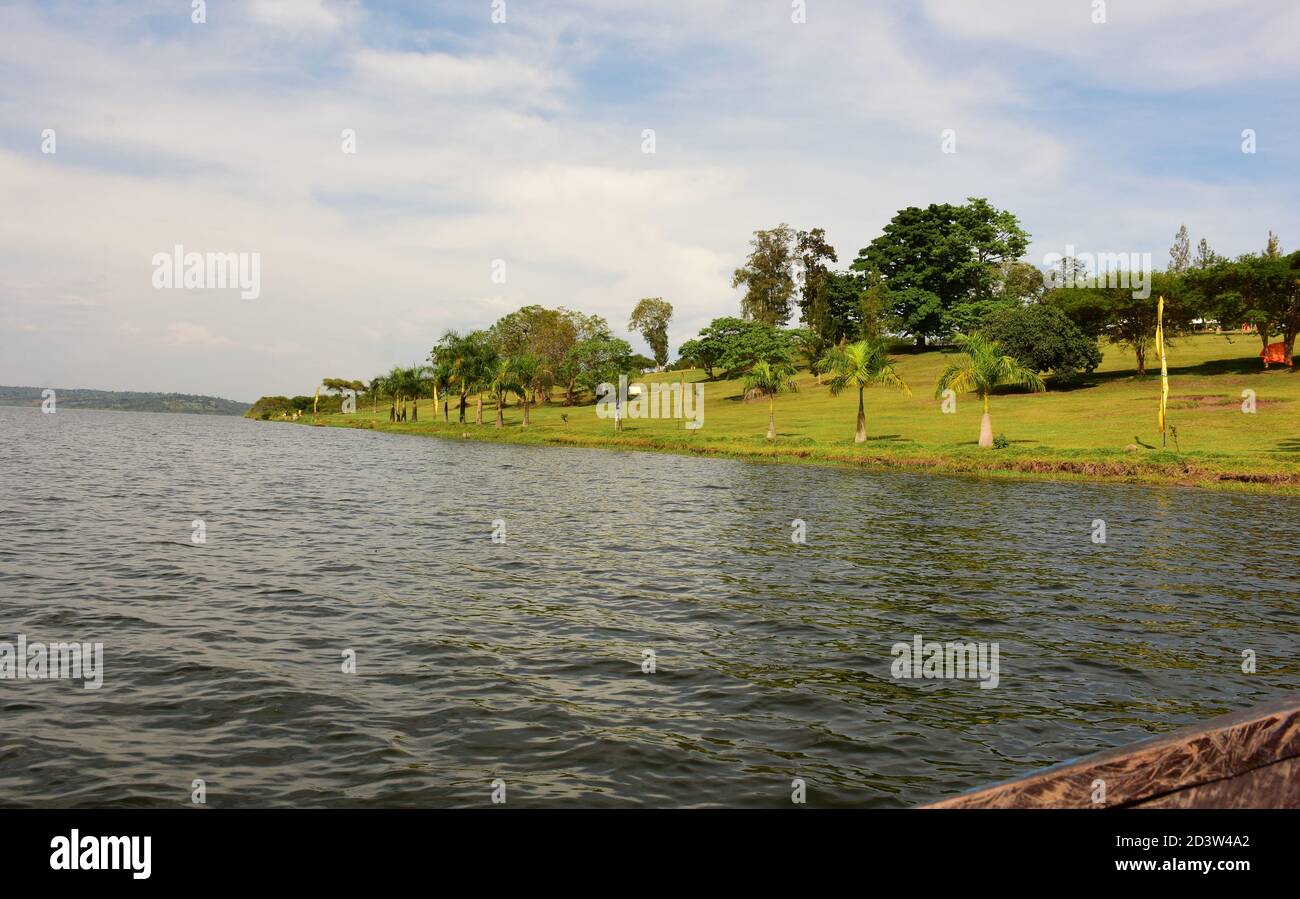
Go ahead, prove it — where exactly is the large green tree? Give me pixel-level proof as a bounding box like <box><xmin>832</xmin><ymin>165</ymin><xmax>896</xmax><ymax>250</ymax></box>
<box><xmin>627</xmin><ymin>297</ymin><xmax>674</xmax><ymax>368</ymax></box>
<box><xmin>677</xmin><ymin>317</ymin><xmax>795</xmax><ymax>380</ymax></box>
<box><xmin>795</xmin><ymin>227</ymin><xmax>838</xmax><ymax>338</ymax></box>
<box><xmin>851</xmin><ymin>198</ymin><xmax>1030</xmax><ymax>347</ymax></box>
<box><xmin>733</xmin><ymin>224</ymin><xmax>798</xmax><ymax>326</ymax></box>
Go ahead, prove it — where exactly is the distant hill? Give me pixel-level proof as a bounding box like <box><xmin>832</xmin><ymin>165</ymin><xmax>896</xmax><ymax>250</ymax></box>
<box><xmin>0</xmin><ymin>385</ymin><xmax>250</xmax><ymax>416</ymax></box>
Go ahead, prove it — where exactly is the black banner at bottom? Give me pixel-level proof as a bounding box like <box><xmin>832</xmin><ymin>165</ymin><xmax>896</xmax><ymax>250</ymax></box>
<box><xmin>0</xmin><ymin>809</ymin><xmax>1285</xmax><ymax>885</ymax></box>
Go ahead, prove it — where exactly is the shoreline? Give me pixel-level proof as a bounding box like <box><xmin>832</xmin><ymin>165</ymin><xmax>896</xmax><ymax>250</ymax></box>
<box><xmin>281</xmin><ymin>413</ymin><xmax>1300</xmax><ymax>495</ymax></box>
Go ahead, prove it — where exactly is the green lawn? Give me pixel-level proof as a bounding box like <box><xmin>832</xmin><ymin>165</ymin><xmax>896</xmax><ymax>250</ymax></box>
<box><xmin>295</xmin><ymin>333</ymin><xmax>1300</xmax><ymax>492</ymax></box>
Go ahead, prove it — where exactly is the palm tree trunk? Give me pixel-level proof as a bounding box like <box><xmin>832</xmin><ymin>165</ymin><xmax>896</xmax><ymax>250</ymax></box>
<box><xmin>766</xmin><ymin>394</ymin><xmax>775</xmax><ymax>440</ymax></box>
<box><xmin>495</xmin><ymin>393</ymin><xmax>504</xmax><ymax>428</ymax></box>
<box><xmin>475</xmin><ymin>394</ymin><xmax>483</xmax><ymax>425</ymax></box>
<box><xmin>854</xmin><ymin>387</ymin><xmax>866</xmax><ymax>443</ymax></box>
<box><xmin>458</xmin><ymin>393</ymin><xmax>467</xmax><ymax>423</ymax></box>
<box><xmin>443</xmin><ymin>399</ymin><xmax>449</xmax><ymax>422</ymax></box>
<box><xmin>979</xmin><ymin>393</ymin><xmax>993</xmax><ymax>448</ymax></box>
<box><xmin>523</xmin><ymin>400</ymin><xmax>530</xmax><ymax>427</ymax></box>
<box><xmin>412</xmin><ymin>396</ymin><xmax>418</xmax><ymax>422</ymax></box>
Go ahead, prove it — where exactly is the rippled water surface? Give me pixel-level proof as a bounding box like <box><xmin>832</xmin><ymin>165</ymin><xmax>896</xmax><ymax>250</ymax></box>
<box><xmin>1</xmin><ymin>406</ymin><xmax>1297</xmax><ymax>807</ymax></box>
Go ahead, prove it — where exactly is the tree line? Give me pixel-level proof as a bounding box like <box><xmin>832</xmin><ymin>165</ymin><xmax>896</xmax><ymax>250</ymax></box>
<box><xmin>299</xmin><ymin>198</ymin><xmax>1297</xmax><ymax>435</ymax></box>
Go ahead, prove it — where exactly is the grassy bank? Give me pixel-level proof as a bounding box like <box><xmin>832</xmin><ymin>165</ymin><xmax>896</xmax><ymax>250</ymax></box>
<box><xmin>273</xmin><ymin>333</ymin><xmax>1300</xmax><ymax>493</ymax></box>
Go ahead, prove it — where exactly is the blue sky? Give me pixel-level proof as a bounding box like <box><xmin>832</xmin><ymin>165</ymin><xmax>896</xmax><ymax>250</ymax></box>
<box><xmin>2</xmin><ymin>0</ymin><xmax>1298</xmax><ymax>401</ymax></box>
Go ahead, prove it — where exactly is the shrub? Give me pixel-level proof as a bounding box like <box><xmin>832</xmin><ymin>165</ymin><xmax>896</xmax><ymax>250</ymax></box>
<box><xmin>979</xmin><ymin>303</ymin><xmax>1102</xmax><ymax>382</ymax></box>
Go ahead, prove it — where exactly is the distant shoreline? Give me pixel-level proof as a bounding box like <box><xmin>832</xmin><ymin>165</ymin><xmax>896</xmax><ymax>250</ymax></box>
<box><xmin>0</xmin><ymin>386</ymin><xmax>249</xmax><ymax>416</ymax></box>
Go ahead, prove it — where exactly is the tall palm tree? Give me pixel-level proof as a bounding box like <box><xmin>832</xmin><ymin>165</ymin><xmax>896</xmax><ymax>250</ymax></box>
<box><xmin>435</xmin><ymin>330</ymin><xmax>493</xmax><ymax>424</ymax></box>
<box><xmin>368</xmin><ymin>374</ymin><xmax>386</xmax><ymax>416</ymax></box>
<box><xmin>935</xmin><ymin>333</ymin><xmax>1045</xmax><ymax>448</ymax></box>
<box><xmin>384</xmin><ymin>364</ymin><xmax>405</xmax><ymax>421</ymax></box>
<box><xmin>821</xmin><ymin>339</ymin><xmax>911</xmax><ymax>443</ymax></box>
<box><xmin>488</xmin><ymin>358</ymin><xmax>521</xmax><ymax>428</ymax></box>
<box><xmin>511</xmin><ymin>354</ymin><xmax>542</xmax><ymax>427</ymax></box>
<box><xmin>406</xmin><ymin>364</ymin><xmax>429</xmax><ymax>422</ymax></box>
<box><xmin>742</xmin><ymin>360</ymin><xmax>798</xmax><ymax>440</ymax></box>
<box><xmin>428</xmin><ymin>360</ymin><xmax>454</xmax><ymax>423</ymax></box>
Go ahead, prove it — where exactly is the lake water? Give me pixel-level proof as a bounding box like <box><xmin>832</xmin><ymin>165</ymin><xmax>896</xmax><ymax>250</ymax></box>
<box><xmin>1</xmin><ymin>405</ymin><xmax>1297</xmax><ymax>807</ymax></box>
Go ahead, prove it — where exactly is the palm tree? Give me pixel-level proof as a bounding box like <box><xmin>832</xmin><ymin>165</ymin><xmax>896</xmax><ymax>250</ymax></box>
<box><xmin>434</xmin><ymin>330</ymin><xmax>493</xmax><ymax>424</ymax></box>
<box><xmin>428</xmin><ymin>360</ymin><xmax>454</xmax><ymax>422</ymax></box>
<box><xmin>742</xmin><ymin>360</ymin><xmax>798</xmax><ymax>440</ymax></box>
<box><xmin>488</xmin><ymin>358</ymin><xmax>521</xmax><ymax>428</ymax></box>
<box><xmin>384</xmin><ymin>364</ymin><xmax>405</xmax><ymax>421</ymax></box>
<box><xmin>934</xmin><ymin>333</ymin><xmax>1045</xmax><ymax>448</ymax></box>
<box><xmin>368</xmin><ymin>374</ymin><xmax>386</xmax><ymax>416</ymax></box>
<box><xmin>511</xmin><ymin>354</ymin><xmax>543</xmax><ymax>427</ymax></box>
<box><xmin>405</xmin><ymin>365</ymin><xmax>429</xmax><ymax>422</ymax></box>
<box><xmin>821</xmin><ymin>339</ymin><xmax>911</xmax><ymax>443</ymax></box>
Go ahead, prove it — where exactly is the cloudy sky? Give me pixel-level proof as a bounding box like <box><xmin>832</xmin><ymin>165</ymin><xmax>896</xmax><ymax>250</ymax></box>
<box><xmin>2</xmin><ymin>0</ymin><xmax>1297</xmax><ymax>401</ymax></box>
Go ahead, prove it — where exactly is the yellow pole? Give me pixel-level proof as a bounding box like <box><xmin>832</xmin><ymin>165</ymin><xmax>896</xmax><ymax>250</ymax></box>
<box><xmin>1156</xmin><ymin>296</ymin><xmax>1168</xmax><ymax>446</ymax></box>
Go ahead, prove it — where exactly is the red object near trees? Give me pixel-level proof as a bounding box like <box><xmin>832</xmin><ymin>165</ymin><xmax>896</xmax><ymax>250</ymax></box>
<box><xmin>1260</xmin><ymin>342</ymin><xmax>1292</xmax><ymax>368</ymax></box>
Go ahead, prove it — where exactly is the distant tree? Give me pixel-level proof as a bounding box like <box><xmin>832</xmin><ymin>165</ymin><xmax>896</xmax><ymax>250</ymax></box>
<box><xmin>935</xmin><ymin>333</ymin><xmax>1045</xmax><ymax>448</ymax></box>
<box><xmin>733</xmin><ymin>224</ymin><xmax>797</xmax><ymax>326</ymax></box>
<box><xmin>676</xmin><ymin>336</ymin><xmax>721</xmax><ymax>380</ymax></box>
<box><xmin>742</xmin><ymin>360</ymin><xmax>798</xmax><ymax>440</ymax></box>
<box><xmin>820</xmin><ymin>339</ymin><xmax>910</xmax><ymax>444</ymax></box>
<box><xmin>1194</xmin><ymin>238</ymin><xmax>1219</xmax><ymax>270</ymax></box>
<box><xmin>1169</xmin><ymin>224</ymin><xmax>1191</xmax><ymax>274</ymax></box>
<box><xmin>627</xmin><ymin>297</ymin><xmax>674</xmax><ymax>368</ymax></box>
<box><xmin>1192</xmin><ymin>251</ymin><xmax>1300</xmax><ymax>358</ymax></box>
<box><xmin>1266</xmin><ymin>230</ymin><xmax>1283</xmax><ymax>258</ymax></box>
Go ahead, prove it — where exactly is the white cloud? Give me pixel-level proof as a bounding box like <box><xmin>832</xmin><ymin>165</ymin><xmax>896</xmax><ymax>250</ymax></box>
<box><xmin>0</xmin><ymin>0</ymin><xmax>1296</xmax><ymax>400</ymax></box>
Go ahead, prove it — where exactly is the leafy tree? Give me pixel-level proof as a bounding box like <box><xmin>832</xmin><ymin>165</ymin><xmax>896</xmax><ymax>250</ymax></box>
<box><xmin>557</xmin><ymin>313</ymin><xmax>612</xmax><ymax>405</ymax></box>
<box><xmin>979</xmin><ymin>303</ymin><xmax>1102</xmax><ymax>382</ymax></box>
<box><xmin>1050</xmin><ymin>271</ymin><xmax>1191</xmax><ymax>374</ymax></box>
<box><xmin>819</xmin><ymin>269</ymin><xmax>872</xmax><ymax>343</ymax></box>
<box><xmin>742</xmin><ymin>360</ymin><xmax>798</xmax><ymax>440</ymax></box>
<box><xmin>935</xmin><ymin>333</ymin><xmax>1045</xmax><ymax>448</ymax></box>
<box><xmin>795</xmin><ymin>227</ymin><xmax>838</xmax><ymax>338</ymax></box>
<box><xmin>1194</xmin><ymin>238</ymin><xmax>1221</xmax><ymax>270</ymax></box>
<box><xmin>567</xmin><ymin>333</ymin><xmax>634</xmax><ymax>399</ymax></box>
<box><xmin>820</xmin><ymin>339</ymin><xmax>910</xmax><ymax>444</ymax></box>
<box><xmin>1192</xmin><ymin>250</ymin><xmax>1300</xmax><ymax>358</ymax></box>
<box><xmin>1169</xmin><ymin>224</ymin><xmax>1191</xmax><ymax>274</ymax></box>
<box><xmin>627</xmin><ymin>297</ymin><xmax>673</xmax><ymax>368</ymax></box>
<box><xmin>676</xmin><ymin>336</ymin><xmax>721</xmax><ymax>379</ymax></box>
<box><xmin>677</xmin><ymin>317</ymin><xmax>793</xmax><ymax>380</ymax></box>
<box><xmin>733</xmin><ymin>224</ymin><xmax>797</xmax><ymax>326</ymax></box>
<box><xmin>789</xmin><ymin>327</ymin><xmax>830</xmax><ymax>383</ymax></box>
<box><xmin>852</xmin><ymin>198</ymin><xmax>1030</xmax><ymax>346</ymax></box>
